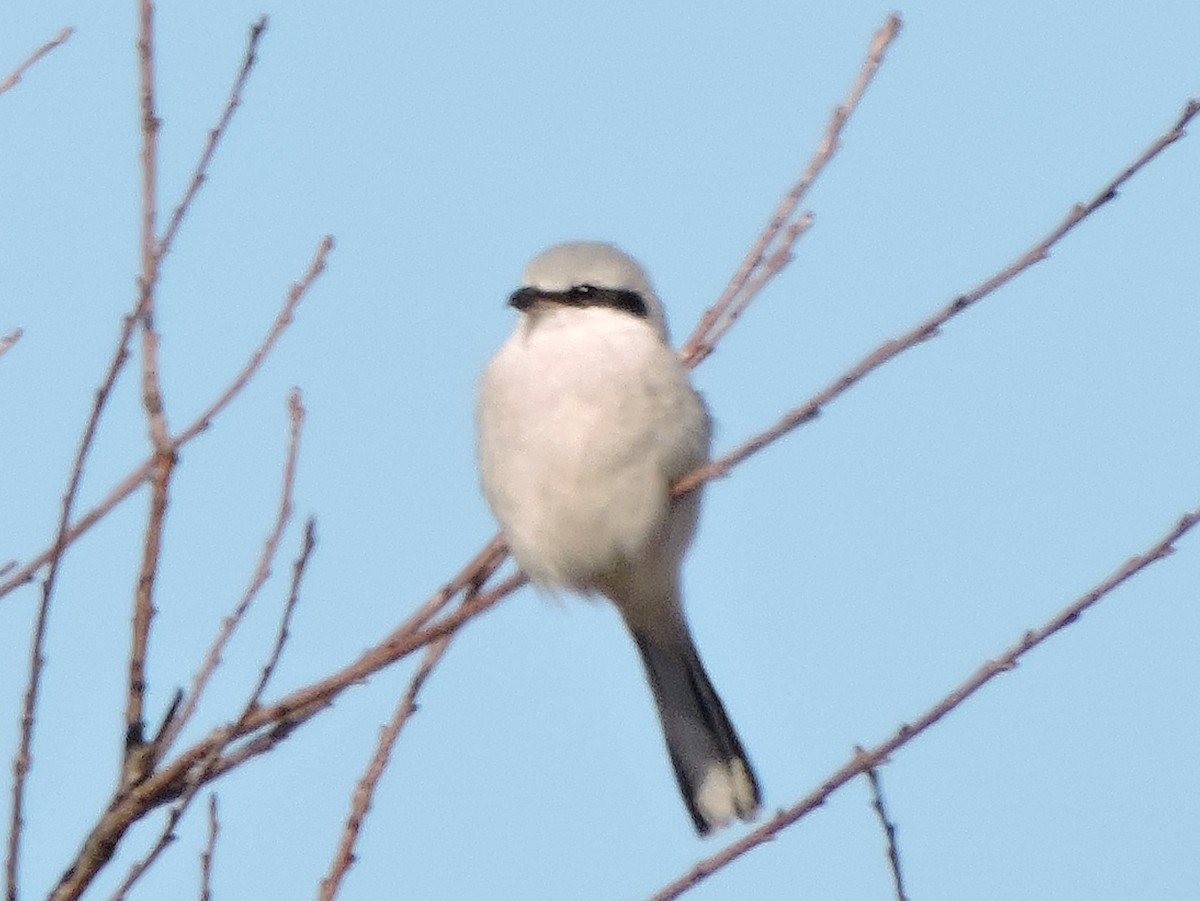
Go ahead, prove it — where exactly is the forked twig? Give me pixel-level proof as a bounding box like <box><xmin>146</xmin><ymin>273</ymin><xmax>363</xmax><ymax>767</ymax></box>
<box><xmin>0</xmin><ymin>15</ymin><xmax>299</xmax><ymax>608</ymax></box>
<box><xmin>679</xmin><ymin>13</ymin><xmax>902</xmax><ymax>367</ymax></box>
<box><xmin>205</xmin><ymin>569</ymin><xmax>525</xmax><ymax>770</ymax></box>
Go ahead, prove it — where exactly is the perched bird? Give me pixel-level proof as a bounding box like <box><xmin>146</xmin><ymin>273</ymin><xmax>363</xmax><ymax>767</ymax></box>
<box><xmin>476</xmin><ymin>241</ymin><xmax>760</xmax><ymax>833</ymax></box>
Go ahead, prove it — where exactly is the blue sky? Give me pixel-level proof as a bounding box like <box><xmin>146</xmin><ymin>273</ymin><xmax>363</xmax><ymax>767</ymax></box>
<box><xmin>3</xmin><ymin>3</ymin><xmax>1199</xmax><ymax>899</ymax></box>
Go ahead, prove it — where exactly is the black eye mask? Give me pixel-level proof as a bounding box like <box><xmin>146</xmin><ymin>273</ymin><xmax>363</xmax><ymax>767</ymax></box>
<box><xmin>509</xmin><ymin>284</ymin><xmax>649</xmax><ymax>319</ymax></box>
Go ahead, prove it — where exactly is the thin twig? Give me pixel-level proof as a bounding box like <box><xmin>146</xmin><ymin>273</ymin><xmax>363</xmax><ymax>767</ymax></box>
<box><xmin>318</xmin><ymin>539</ymin><xmax>503</xmax><ymax>898</ymax></box>
<box><xmin>157</xmin><ymin>17</ymin><xmax>268</xmax><ymax>259</ymax></box>
<box><xmin>168</xmin><ymin>565</ymin><xmax>517</xmax><ymax>791</ymax></box>
<box><xmin>673</xmin><ymin>96</ymin><xmax>1200</xmax><ymax>496</ymax></box>
<box><xmin>0</xmin><ymin>26</ymin><xmax>73</xmax><ymax>96</ymax></box>
<box><xmin>221</xmin><ymin>570</ymin><xmax>524</xmax><ymax>750</ymax></box>
<box><xmin>318</xmin><ymin>636</ymin><xmax>453</xmax><ymax>901</ymax></box>
<box><xmin>0</xmin><ymin>235</ymin><xmax>334</xmax><ymax>603</ymax></box>
<box><xmin>178</xmin><ymin>570</ymin><xmax>524</xmax><ymax>791</ymax></box>
<box><xmin>124</xmin><ymin>450</ymin><xmax>173</xmax><ymax>778</ymax></box>
<box><xmin>199</xmin><ymin>795</ymin><xmax>218</xmax><ymax>901</ymax></box>
<box><xmin>707</xmin><ymin>211</ymin><xmax>813</xmax><ymax>353</ymax></box>
<box><xmin>863</xmin><ymin>763</ymin><xmax>908</xmax><ymax>901</ymax></box>
<box><xmin>8</xmin><ymin>148</ymin><xmax>147</xmax><ymax>901</ymax></box>
<box><xmin>245</xmin><ymin>512</ymin><xmax>316</xmax><ymax>716</ymax></box>
<box><xmin>648</xmin><ymin>505</ymin><xmax>1200</xmax><ymax>900</ymax></box>
<box><xmin>0</xmin><ymin>329</ymin><xmax>22</xmax><ymax>359</ymax></box>
<box><xmin>7</xmin><ymin>286</ymin><xmax>136</xmax><ymax>901</ymax></box>
<box><xmin>679</xmin><ymin>13</ymin><xmax>902</xmax><ymax>367</ymax></box>
<box><xmin>206</xmin><ymin>536</ymin><xmax>509</xmax><ymax>769</ymax></box>
<box><xmin>158</xmin><ymin>390</ymin><xmax>306</xmax><ymax>756</ymax></box>
<box><xmin>0</xmin><ymin>459</ymin><xmax>147</xmax><ymax>600</ymax></box>
<box><xmin>219</xmin><ymin>514</ymin><xmax>319</xmax><ymax>750</ymax></box>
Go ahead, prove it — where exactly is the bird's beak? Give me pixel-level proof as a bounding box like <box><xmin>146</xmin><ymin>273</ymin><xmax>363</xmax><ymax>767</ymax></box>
<box><xmin>508</xmin><ymin>287</ymin><xmax>543</xmax><ymax>311</ymax></box>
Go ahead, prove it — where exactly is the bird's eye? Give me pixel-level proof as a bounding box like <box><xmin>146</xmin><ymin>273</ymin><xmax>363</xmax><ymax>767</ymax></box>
<box><xmin>567</xmin><ymin>284</ymin><xmax>595</xmax><ymax>299</ymax></box>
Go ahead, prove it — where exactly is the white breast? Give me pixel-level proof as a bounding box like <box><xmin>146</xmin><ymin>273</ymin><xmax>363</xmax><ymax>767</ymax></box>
<box><xmin>476</xmin><ymin>305</ymin><xmax>710</xmax><ymax>594</ymax></box>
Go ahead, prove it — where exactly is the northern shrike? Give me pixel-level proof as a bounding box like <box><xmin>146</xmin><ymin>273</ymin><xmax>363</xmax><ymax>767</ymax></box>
<box><xmin>476</xmin><ymin>241</ymin><xmax>761</xmax><ymax>833</ymax></box>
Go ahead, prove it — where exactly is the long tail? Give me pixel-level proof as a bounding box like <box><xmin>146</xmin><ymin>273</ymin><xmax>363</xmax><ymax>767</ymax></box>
<box><xmin>632</xmin><ymin>629</ymin><xmax>761</xmax><ymax>834</ymax></box>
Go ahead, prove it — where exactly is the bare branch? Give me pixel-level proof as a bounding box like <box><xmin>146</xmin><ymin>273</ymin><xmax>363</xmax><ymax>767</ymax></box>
<box><xmin>1</xmin><ymin>461</ymin><xmax>150</xmax><ymax>601</ymax></box>
<box><xmin>110</xmin><ymin>551</ymin><xmax>511</xmax><ymax>822</ymax></box>
<box><xmin>125</xmin><ymin>0</ymin><xmax>173</xmax><ymax>787</ymax></box>
<box><xmin>157</xmin><ymin>17</ymin><xmax>269</xmax><ymax>259</ymax></box>
<box><xmin>222</xmin><ymin>570</ymin><xmax>523</xmax><ymax>753</ymax></box>
<box><xmin>124</xmin><ymin>447</ymin><xmax>173</xmax><ymax>782</ymax></box>
<box><xmin>679</xmin><ymin>13</ymin><xmax>902</xmax><ymax>367</ymax></box>
<box><xmin>0</xmin><ymin>26</ymin><xmax>73</xmax><ymax>97</ymax></box>
<box><xmin>648</xmin><ymin>505</ymin><xmax>1200</xmax><ymax>900</ymax></box>
<box><xmin>32</xmin><ymin>503</ymin><xmax>498</xmax><ymax>901</ymax></box>
<box><xmin>177</xmin><ymin>567</ymin><xmax>522</xmax><ymax>796</ymax></box>
<box><xmin>863</xmin><ymin>763</ymin><xmax>908</xmax><ymax>901</ymax></box>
